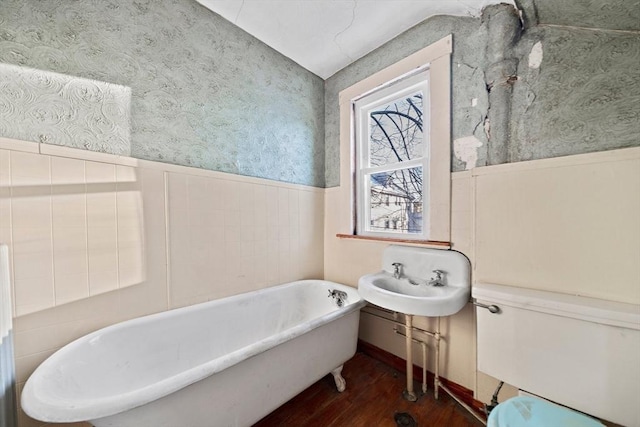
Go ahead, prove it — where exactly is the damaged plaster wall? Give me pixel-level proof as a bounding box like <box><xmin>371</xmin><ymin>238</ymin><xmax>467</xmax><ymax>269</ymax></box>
<box><xmin>482</xmin><ymin>5</ymin><xmax>521</xmax><ymax>166</ymax></box>
<box><xmin>324</xmin><ymin>2</ymin><xmax>640</xmax><ymax>187</ymax></box>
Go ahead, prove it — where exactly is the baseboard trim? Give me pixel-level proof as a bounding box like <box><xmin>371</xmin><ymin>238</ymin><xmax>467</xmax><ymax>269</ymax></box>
<box><xmin>357</xmin><ymin>339</ymin><xmax>486</xmax><ymax>417</ymax></box>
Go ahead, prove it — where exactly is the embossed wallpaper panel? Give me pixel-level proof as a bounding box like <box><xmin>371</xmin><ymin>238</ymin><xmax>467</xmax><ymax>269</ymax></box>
<box><xmin>0</xmin><ymin>64</ymin><xmax>132</xmax><ymax>155</ymax></box>
<box><xmin>0</xmin><ymin>0</ymin><xmax>325</xmax><ymax>187</ymax></box>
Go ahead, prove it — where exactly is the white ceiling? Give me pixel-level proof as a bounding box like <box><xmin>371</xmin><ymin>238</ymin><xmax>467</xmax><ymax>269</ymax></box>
<box><xmin>197</xmin><ymin>0</ymin><xmax>514</xmax><ymax>79</ymax></box>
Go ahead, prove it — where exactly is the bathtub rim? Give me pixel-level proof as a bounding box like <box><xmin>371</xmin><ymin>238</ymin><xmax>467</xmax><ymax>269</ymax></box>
<box><xmin>21</xmin><ymin>280</ymin><xmax>365</xmax><ymax>423</ymax></box>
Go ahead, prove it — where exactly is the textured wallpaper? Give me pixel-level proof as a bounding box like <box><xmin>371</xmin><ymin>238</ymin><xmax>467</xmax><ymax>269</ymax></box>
<box><xmin>0</xmin><ymin>64</ymin><xmax>132</xmax><ymax>154</ymax></box>
<box><xmin>0</xmin><ymin>0</ymin><xmax>325</xmax><ymax>187</ymax></box>
<box><xmin>534</xmin><ymin>0</ymin><xmax>640</xmax><ymax>31</ymax></box>
<box><xmin>511</xmin><ymin>27</ymin><xmax>640</xmax><ymax>162</ymax></box>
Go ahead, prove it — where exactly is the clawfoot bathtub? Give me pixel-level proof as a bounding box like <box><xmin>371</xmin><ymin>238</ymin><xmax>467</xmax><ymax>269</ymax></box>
<box><xmin>22</xmin><ymin>280</ymin><xmax>365</xmax><ymax>427</ymax></box>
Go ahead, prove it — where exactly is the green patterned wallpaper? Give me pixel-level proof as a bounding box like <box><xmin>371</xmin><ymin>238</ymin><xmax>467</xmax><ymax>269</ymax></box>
<box><xmin>0</xmin><ymin>0</ymin><xmax>325</xmax><ymax>187</ymax></box>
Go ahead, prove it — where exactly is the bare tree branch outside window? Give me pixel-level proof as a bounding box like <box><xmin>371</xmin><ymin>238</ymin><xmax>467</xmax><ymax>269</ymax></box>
<box><xmin>368</xmin><ymin>93</ymin><xmax>424</xmax><ymax>234</ymax></box>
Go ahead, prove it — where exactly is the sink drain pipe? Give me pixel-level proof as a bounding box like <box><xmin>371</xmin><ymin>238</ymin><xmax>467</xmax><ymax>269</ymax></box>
<box><xmin>363</xmin><ymin>306</ymin><xmax>487</xmax><ymax>425</ymax></box>
<box><xmin>394</xmin><ymin>316</ymin><xmax>486</xmax><ymax>425</ymax></box>
<box><xmin>394</xmin><ymin>325</ymin><xmax>428</xmax><ymax>395</ymax></box>
<box><xmin>362</xmin><ymin>306</ymin><xmax>436</xmax><ymax>398</ymax></box>
<box><xmin>403</xmin><ymin>315</ymin><xmax>418</xmax><ymax>401</ymax></box>
<box><xmin>396</xmin><ymin>316</ymin><xmax>440</xmax><ymax>400</ymax></box>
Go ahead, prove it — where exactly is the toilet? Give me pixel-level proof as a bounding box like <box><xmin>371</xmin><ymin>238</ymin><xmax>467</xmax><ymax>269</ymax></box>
<box><xmin>473</xmin><ymin>283</ymin><xmax>640</xmax><ymax>427</ymax></box>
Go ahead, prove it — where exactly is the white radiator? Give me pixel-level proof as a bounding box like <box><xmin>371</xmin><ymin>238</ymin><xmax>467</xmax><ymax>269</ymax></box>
<box><xmin>0</xmin><ymin>245</ymin><xmax>16</xmax><ymax>427</ymax></box>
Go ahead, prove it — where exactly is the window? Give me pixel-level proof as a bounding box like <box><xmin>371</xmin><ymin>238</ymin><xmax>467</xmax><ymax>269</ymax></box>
<box><xmin>354</xmin><ymin>71</ymin><xmax>429</xmax><ymax>239</ymax></box>
<box><xmin>336</xmin><ymin>35</ymin><xmax>452</xmax><ymax>244</ymax></box>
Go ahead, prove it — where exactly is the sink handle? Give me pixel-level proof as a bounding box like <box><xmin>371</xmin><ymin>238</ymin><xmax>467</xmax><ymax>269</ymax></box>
<box><xmin>429</xmin><ymin>270</ymin><xmax>445</xmax><ymax>286</ymax></box>
<box><xmin>391</xmin><ymin>262</ymin><xmax>403</xmax><ymax>279</ymax></box>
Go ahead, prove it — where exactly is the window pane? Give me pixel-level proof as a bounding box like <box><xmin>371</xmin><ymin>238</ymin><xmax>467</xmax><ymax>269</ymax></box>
<box><xmin>369</xmin><ymin>92</ymin><xmax>423</xmax><ymax>167</ymax></box>
<box><xmin>368</xmin><ymin>167</ymin><xmax>423</xmax><ymax>234</ymax></box>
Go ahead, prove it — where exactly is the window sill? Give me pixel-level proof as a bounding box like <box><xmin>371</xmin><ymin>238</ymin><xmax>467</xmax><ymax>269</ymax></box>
<box><xmin>336</xmin><ymin>234</ymin><xmax>451</xmax><ymax>249</ymax></box>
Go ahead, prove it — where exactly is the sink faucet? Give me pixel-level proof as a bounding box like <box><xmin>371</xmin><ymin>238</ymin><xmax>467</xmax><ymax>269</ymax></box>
<box><xmin>429</xmin><ymin>270</ymin><xmax>445</xmax><ymax>286</ymax></box>
<box><xmin>391</xmin><ymin>262</ymin><xmax>403</xmax><ymax>279</ymax></box>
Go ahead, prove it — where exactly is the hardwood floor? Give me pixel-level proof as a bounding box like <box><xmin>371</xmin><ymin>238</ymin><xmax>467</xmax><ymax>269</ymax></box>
<box><xmin>253</xmin><ymin>352</ymin><xmax>485</xmax><ymax>427</ymax></box>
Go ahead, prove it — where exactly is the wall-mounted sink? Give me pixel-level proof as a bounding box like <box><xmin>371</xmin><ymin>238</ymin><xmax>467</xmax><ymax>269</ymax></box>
<box><xmin>358</xmin><ymin>246</ymin><xmax>471</xmax><ymax>317</ymax></box>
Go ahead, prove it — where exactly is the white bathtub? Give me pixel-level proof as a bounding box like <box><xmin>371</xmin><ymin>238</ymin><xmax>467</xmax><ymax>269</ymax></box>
<box><xmin>22</xmin><ymin>280</ymin><xmax>365</xmax><ymax>427</ymax></box>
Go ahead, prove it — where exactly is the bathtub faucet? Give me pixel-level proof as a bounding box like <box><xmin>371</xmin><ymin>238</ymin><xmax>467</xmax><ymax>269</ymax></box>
<box><xmin>392</xmin><ymin>262</ymin><xmax>403</xmax><ymax>279</ymax></box>
<box><xmin>328</xmin><ymin>289</ymin><xmax>348</xmax><ymax>307</ymax></box>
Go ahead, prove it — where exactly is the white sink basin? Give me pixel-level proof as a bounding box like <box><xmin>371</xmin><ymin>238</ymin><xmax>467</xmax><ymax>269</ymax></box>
<box><xmin>358</xmin><ymin>271</ymin><xmax>470</xmax><ymax>316</ymax></box>
<box><xmin>358</xmin><ymin>246</ymin><xmax>471</xmax><ymax>317</ymax></box>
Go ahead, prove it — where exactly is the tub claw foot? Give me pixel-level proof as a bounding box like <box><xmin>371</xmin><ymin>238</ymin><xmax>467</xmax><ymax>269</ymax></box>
<box><xmin>331</xmin><ymin>366</ymin><xmax>346</xmax><ymax>392</ymax></box>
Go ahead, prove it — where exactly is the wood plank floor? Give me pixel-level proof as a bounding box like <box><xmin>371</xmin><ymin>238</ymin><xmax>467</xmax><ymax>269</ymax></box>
<box><xmin>254</xmin><ymin>352</ymin><xmax>485</xmax><ymax>427</ymax></box>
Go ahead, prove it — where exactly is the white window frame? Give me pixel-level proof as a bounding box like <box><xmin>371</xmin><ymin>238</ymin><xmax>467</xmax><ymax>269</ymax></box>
<box><xmin>354</xmin><ymin>71</ymin><xmax>430</xmax><ymax>240</ymax></box>
<box><xmin>336</xmin><ymin>34</ymin><xmax>452</xmax><ymax>244</ymax></box>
